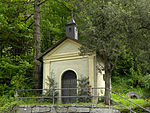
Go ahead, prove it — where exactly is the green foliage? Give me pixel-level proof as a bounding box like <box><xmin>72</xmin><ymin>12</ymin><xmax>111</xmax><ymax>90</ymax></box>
<box><xmin>112</xmin><ymin>52</ymin><xmax>142</xmax><ymax>88</ymax></box>
<box><xmin>111</xmin><ymin>93</ymin><xmax>150</xmax><ymax>112</ymax></box>
<box><xmin>142</xmin><ymin>74</ymin><xmax>150</xmax><ymax>89</ymax></box>
<box><xmin>112</xmin><ymin>70</ymin><xmax>150</xmax><ymax>111</ymax></box>
<box><xmin>0</xmin><ymin>1</ymin><xmax>33</xmax><ymax>56</ymax></box>
<box><xmin>0</xmin><ymin>1</ymin><xmax>149</xmax><ymax>111</ymax></box>
<box><xmin>77</xmin><ymin>76</ymin><xmax>91</xmax><ymax>103</ymax></box>
<box><xmin>141</xmin><ymin>74</ymin><xmax>150</xmax><ymax>97</ymax></box>
<box><xmin>40</xmin><ymin>0</ymin><xmax>70</xmax><ymax>52</ymax></box>
<box><xmin>70</xmin><ymin>0</ymin><xmax>150</xmax><ymax>104</ymax></box>
<box><xmin>0</xmin><ymin>0</ymin><xmax>71</xmax><ymax>108</ymax></box>
<box><xmin>74</xmin><ymin>0</ymin><xmax>150</xmax><ymax>65</ymax></box>
<box><xmin>0</xmin><ymin>95</ymin><xmax>17</xmax><ymax>112</ymax></box>
<box><xmin>44</xmin><ymin>76</ymin><xmax>58</xmax><ymax>103</ymax></box>
<box><xmin>0</xmin><ymin>56</ymin><xmax>33</xmax><ymax>96</ymax></box>
<box><xmin>0</xmin><ymin>2</ymin><xmax>34</xmax><ymax>111</ymax></box>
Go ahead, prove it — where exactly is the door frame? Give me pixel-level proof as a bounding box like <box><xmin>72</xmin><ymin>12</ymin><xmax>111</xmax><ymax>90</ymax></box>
<box><xmin>58</xmin><ymin>69</ymin><xmax>78</xmax><ymax>103</ymax></box>
<box><xmin>61</xmin><ymin>70</ymin><xmax>77</xmax><ymax>103</ymax></box>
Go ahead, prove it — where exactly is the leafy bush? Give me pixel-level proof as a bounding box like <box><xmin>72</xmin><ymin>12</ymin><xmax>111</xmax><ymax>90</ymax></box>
<box><xmin>0</xmin><ymin>95</ymin><xmax>17</xmax><ymax>112</ymax></box>
<box><xmin>44</xmin><ymin>76</ymin><xmax>58</xmax><ymax>103</ymax></box>
<box><xmin>111</xmin><ymin>93</ymin><xmax>150</xmax><ymax>112</ymax></box>
<box><xmin>0</xmin><ymin>56</ymin><xmax>33</xmax><ymax>96</ymax></box>
<box><xmin>112</xmin><ymin>52</ymin><xmax>142</xmax><ymax>88</ymax></box>
<box><xmin>141</xmin><ymin>74</ymin><xmax>150</xmax><ymax>97</ymax></box>
<box><xmin>77</xmin><ymin>76</ymin><xmax>91</xmax><ymax>103</ymax></box>
<box><xmin>142</xmin><ymin>74</ymin><xmax>150</xmax><ymax>89</ymax></box>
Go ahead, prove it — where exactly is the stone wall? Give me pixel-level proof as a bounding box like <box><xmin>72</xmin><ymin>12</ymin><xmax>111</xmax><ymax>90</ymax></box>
<box><xmin>15</xmin><ymin>105</ymin><xmax>120</xmax><ymax>113</ymax></box>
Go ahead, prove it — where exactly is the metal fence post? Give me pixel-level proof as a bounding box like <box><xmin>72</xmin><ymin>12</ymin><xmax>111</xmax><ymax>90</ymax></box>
<box><xmin>92</xmin><ymin>88</ymin><xmax>93</xmax><ymax>108</ymax></box>
<box><xmin>129</xmin><ymin>102</ymin><xmax>131</xmax><ymax>113</ymax></box>
<box><xmin>109</xmin><ymin>88</ymin><xmax>110</xmax><ymax>110</ymax></box>
<box><xmin>53</xmin><ymin>89</ymin><xmax>55</xmax><ymax>105</ymax></box>
<box><xmin>16</xmin><ymin>90</ymin><xmax>18</xmax><ymax>101</ymax></box>
<box><xmin>109</xmin><ymin>98</ymin><xmax>110</xmax><ymax>109</ymax></box>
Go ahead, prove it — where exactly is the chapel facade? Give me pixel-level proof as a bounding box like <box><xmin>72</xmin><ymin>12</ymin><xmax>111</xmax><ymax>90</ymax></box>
<box><xmin>38</xmin><ymin>16</ymin><xmax>105</xmax><ymax>103</ymax></box>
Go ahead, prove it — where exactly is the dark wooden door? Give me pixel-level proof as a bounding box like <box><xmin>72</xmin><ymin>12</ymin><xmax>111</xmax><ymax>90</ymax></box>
<box><xmin>62</xmin><ymin>70</ymin><xmax>77</xmax><ymax>103</ymax></box>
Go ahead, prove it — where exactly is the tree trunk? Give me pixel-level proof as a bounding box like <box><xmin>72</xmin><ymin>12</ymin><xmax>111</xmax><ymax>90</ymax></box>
<box><xmin>33</xmin><ymin>0</ymin><xmax>41</xmax><ymax>89</ymax></box>
<box><xmin>104</xmin><ymin>60</ymin><xmax>111</xmax><ymax>105</ymax></box>
<box><xmin>104</xmin><ymin>71</ymin><xmax>111</xmax><ymax>105</ymax></box>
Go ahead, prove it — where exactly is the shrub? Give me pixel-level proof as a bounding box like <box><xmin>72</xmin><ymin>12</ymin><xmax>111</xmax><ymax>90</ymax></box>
<box><xmin>0</xmin><ymin>56</ymin><xmax>33</xmax><ymax>96</ymax></box>
<box><xmin>77</xmin><ymin>76</ymin><xmax>91</xmax><ymax>103</ymax></box>
<box><xmin>44</xmin><ymin>76</ymin><xmax>58</xmax><ymax>103</ymax></box>
<box><xmin>142</xmin><ymin>74</ymin><xmax>150</xmax><ymax>89</ymax></box>
<box><xmin>0</xmin><ymin>95</ymin><xmax>17</xmax><ymax>112</ymax></box>
<box><xmin>141</xmin><ymin>74</ymin><xmax>150</xmax><ymax>97</ymax></box>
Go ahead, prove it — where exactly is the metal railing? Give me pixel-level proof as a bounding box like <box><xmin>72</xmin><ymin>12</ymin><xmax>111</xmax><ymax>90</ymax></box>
<box><xmin>105</xmin><ymin>88</ymin><xmax>150</xmax><ymax>113</ymax></box>
<box><xmin>16</xmin><ymin>87</ymin><xmax>150</xmax><ymax>113</ymax></box>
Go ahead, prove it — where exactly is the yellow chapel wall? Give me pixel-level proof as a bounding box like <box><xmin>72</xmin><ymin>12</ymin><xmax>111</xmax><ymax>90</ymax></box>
<box><xmin>42</xmin><ymin>38</ymin><xmax>105</xmax><ymax>100</ymax></box>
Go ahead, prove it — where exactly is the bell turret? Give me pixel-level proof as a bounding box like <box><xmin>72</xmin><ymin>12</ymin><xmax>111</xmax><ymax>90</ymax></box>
<box><xmin>66</xmin><ymin>12</ymin><xmax>78</xmax><ymax>40</ymax></box>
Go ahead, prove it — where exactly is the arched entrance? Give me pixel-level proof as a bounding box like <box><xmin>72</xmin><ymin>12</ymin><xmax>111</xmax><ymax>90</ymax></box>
<box><xmin>61</xmin><ymin>70</ymin><xmax>77</xmax><ymax>103</ymax></box>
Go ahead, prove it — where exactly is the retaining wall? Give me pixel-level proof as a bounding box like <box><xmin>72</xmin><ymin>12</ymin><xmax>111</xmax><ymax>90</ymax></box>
<box><xmin>15</xmin><ymin>105</ymin><xmax>120</xmax><ymax>113</ymax></box>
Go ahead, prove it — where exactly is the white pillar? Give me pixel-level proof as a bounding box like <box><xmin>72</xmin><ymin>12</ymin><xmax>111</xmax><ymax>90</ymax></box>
<box><xmin>97</xmin><ymin>70</ymin><xmax>105</xmax><ymax>96</ymax></box>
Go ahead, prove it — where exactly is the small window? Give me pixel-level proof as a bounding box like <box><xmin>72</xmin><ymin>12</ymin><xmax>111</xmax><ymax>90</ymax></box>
<box><xmin>69</xmin><ymin>27</ymin><xmax>72</xmax><ymax>32</ymax></box>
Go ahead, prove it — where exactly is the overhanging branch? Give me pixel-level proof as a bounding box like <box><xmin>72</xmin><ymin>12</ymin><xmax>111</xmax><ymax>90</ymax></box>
<box><xmin>38</xmin><ymin>0</ymin><xmax>47</xmax><ymax>6</ymax></box>
<box><xmin>28</xmin><ymin>21</ymin><xmax>34</xmax><ymax>29</ymax></box>
<box><xmin>110</xmin><ymin>55</ymin><xmax>118</xmax><ymax>74</ymax></box>
<box><xmin>138</xmin><ymin>26</ymin><xmax>150</xmax><ymax>30</ymax></box>
<box><xmin>24</xmin><ymin>13</ymin><xmax>34</xmax><ymax>22</ymax></box>
<box><xmin>0</xmin><ymin>1</ymin><xmax>34</xmax><ymax>3</ymax></box>
<box><xmin>54</xmin><ymin>0</ymin><xmax>72</xmax><ymax>12</ymax></box>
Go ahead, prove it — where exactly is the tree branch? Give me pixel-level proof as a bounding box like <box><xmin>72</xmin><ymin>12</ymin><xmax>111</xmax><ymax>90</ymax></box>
<box><xmin>24</xmin><ymin>13</ymin><xmax>34</xmax><ymax>22</ymax></box>
<box><xmin>110</xmin><ymin>54</ymin><xmax>118</xmax><ymax>74</ymax></box>
<box><xmin>138</xmin><ymin>26</ymin><xmax>150</xmax><ymax>30</ymax></box>
<box><xmin>37</xmin><ymin>0</ymin><xmax>72</xmax><ymax>13</ymax></box>
<box><xmin>0</xmin><ymin>1</ymin><xmax>34</xmax><ymax>3</ymax></box>
<box><xmin>13</xmin><ymin>5</ymin><xmax>34</xmax><ymax>17</ymax></box>
<box><xmin>27</xmin><ymin>21</ymin><xmax>34</xmax><ymax>29</ymax></box>
<box><xmin>38</xmin><ymin>0</ymin><xmax>47</xmax><ymax>6</ymax></box>
<box><xmin>54</xmin><ymin>0</ymin><xmax>72</xmax><ymax>12</ymax></box>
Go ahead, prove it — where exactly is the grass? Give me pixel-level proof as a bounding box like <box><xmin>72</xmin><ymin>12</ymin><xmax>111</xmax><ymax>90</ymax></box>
<box><xmin>111</xmin><ymin>80</ymin><xmax>150</xmax><ymax>112</ymax></box>
<box><xmin>17</xmin><ymin>95</ymin><xmax>150</xmax><ymax>107</ymax></box>
<box><xmin>17</xmin><ymin>85</ymin><xmax>150</xmax><ymax>110</ymax></box>
<box><xmin>1</xmin><ymin>82</ymin><xmax>149</xmax><ymax>113</ymax></box>
<box><xmin>1</xmin><ymin>95</ymin><xmax>149</xmax><ymax>113</ymax></box>
<box><xmin>110</xmin><ymin>94</ymin><xmax>150</xmax><ymax>111</ymax></box>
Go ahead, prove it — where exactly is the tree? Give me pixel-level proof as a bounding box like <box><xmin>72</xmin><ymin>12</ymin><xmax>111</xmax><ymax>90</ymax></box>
<box><xmin>33</xmin><ymin>0</ymin><xmax>42</xmax><ymax>88</ymax></box>
<box><xmin>0</xmin><ymin>0</ymin><xmax>71</xmax><ymax>89</ymax></box>
<box><xmin>0</xmin><ymin>0</ymin><xmax>33</xmax><ymax>57</ymax></box>
<box><xmin>70</xmin><ymin>0</ymin><xmax>150</xmax><ymax>104</ymax></box>
<box><xmin>40</xmin><ymin>0</ymin><xmax>70</xmax><ymax>52</ymax></box>
<box><xmin>0</xmin><ymin>0</ymin><xmax>34</xmax><ymax>96</ymax></box>
<box><xmin>0</xmin><ymin>0</ymin><xmax>42</xmax><ymax>88</ymax></box>
<box><xmin>33</xmin><ymin>0</ymin><xmax>71</xmax><ymax>88</ymax></box>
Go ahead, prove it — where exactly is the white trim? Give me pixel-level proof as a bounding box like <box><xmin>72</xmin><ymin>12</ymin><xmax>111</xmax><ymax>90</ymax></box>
<box><xmin>44</xmin><ymin>55</ymin><xmax>88</xmax><ymax>62</ymax></box>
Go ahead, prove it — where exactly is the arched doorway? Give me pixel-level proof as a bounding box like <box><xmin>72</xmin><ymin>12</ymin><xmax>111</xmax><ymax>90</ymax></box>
<box><xmin>61</xmin><ymin>70</ymin><xmax>77</xmax><ymax>103</ymax></box>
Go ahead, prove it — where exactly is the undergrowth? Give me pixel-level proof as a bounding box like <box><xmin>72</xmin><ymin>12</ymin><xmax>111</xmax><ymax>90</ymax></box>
<box><xmin>111</xmin><ymin>75</ymin><xmax>150</xmax><ymax>112</ymax></box>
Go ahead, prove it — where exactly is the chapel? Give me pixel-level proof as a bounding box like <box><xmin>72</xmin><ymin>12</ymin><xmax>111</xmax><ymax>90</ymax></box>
<box><xmin>38</xmin><ymin>16</ymin><xmax>105</xmax><ymax>103</ymax></box>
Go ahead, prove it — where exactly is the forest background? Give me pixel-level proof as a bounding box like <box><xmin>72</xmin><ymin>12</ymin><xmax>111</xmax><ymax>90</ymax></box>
<box><xmin>0</xmin><ymin>0</ymin><xmax>150</xmax><ymax>112</ymax></box>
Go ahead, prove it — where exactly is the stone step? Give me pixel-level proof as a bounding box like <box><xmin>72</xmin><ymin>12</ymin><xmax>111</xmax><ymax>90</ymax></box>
<box><xmin>15</xmin><ymin>105</ymin><xmax>121</xmax><ymax>113</ymax></box>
